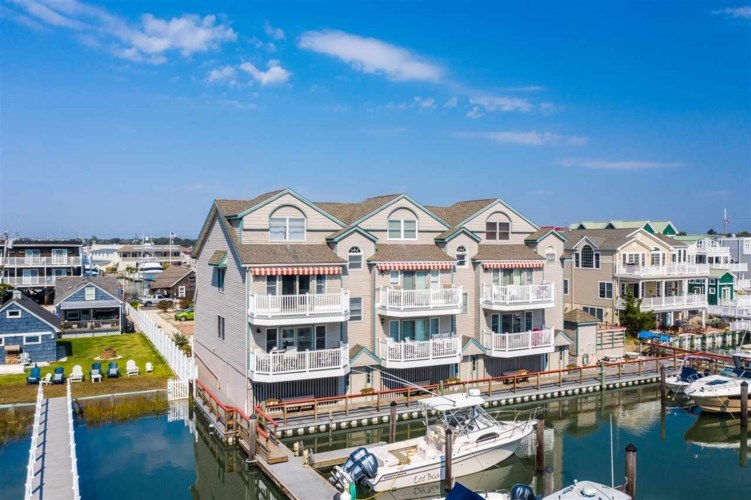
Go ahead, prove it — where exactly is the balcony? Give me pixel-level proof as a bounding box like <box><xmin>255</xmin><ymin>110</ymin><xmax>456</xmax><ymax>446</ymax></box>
<box><xmin>248</xmin><ymin>345</ymin><xmax>349</xmax><ymax>382</ymax></box>
<box><xmin>709</xmin><ymin>262</ymin><xmax>748</xmax><ymax>272</ymax></box>
<box><xmin>377</xmin><ymin>334</ymin><xmax>462</xmax><ymax>369</ymax></box>
<box><xmin>62</xmin><ymin>320</ymin><xmax>121</xmax><ymax>332</ymax></box>
<box><xmin>695</xmin><ymin>241</ymin><xmax>729</xmax><ymax>256</ymax></box>
<box><xmin>248</xmin><ymin>291</ymin><xmax>350</xmax><ymax>326</ymax></box>
<box><xmin>480</xmin><ymin>283</ymin><xmax>555</xmax><ymax>311</ymax></box>
<box><xmin>482</xmin><ymin>329</ymin><xmax>554</xmax><ymax>358</ymax></box>
<box><xmin>614</xmin><ymin>263</ymin><xmax>709</xmax><ymax>279</ymax></box>
<box><xmin>376</xmin><ymin>286</ymin><xmax>463</xmax><ymax>318</ymax></box>
<box><xmin>2</xmin><ymin>276</ymin><xmax>59</xmax><ymax>287</ymax></box>
<box><xmin>737</xmin><ymin>279</ymin><xmax>751</xmax><ymax>290</ymax></box>
<box><xmin>616</xmin><ymin>294</ymin><xmax>707</xmax><ymax>312</ymax></box>
<box><xmin>0</xmin><ymin>256</ymin><xmax>82</xmax><ymax>267</ymax></box>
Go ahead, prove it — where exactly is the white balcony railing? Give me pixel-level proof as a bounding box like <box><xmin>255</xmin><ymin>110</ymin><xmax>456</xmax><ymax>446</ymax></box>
<box><xmin>248</xmin><ymin>344</ymin><xmax>349</xmax><ymax>382</ymax></box>
<box><xmin>62</xmin><ymin>320</ymin><xmax>120</xmax><ymax>331</ymax></box>
<box><xmin>482</xmin><ymin>328</ymin><xmax>554</xmax><ymax>358</ymax></box>
<box><xmin>737</xmin><ymin>279</ymin><xmax>751</xmax><ymax>290</ymax></box>
<box><xmin>616</xmin><ymin>294</ymin><xmax>707</xmax><ymax>311</ymax></box>
<box><xmin>248</xmin><ymin>290</ymin><xmax>350</xmax><ymax>326</ymax></box>
<box><xmin>480</xmin><ymin>283</ymin><xmax>555</xmax><ymax>310</ymax></box>
<box><xmin>708</xmin><ymin>304</ymin><xmax>751</xmax><ymax>320</ymax></box>
<box><xmin>2</xmin><ymin>276</ymin><xmax>59</xmax><ymax>286</ymax></box>
<box><xmin>731</xmin><ymin>320</ymin><xmax>751</xmax><ymax>331</ymax></box>
<box><xmin>709</xmin><ymin>262</ymin><xmax>748</xmax><ymax>272</ymax></box>
<box><xmin>695</xmin><ymin>240</ymin><xmax>729</xmax><ymax>255</ymax></box>
<box><xmin>378</xmin><ymin>334</ymin><xmax>462</xmax><ymax>368</ymax></box>
<box><xmin>377</xmin><ymin>286</ymin><xmax>462</xmax><ymax>317</ymax></box>
<box><xmin>615</xmin><ymin>263</ymin><xmax>710</xmax><ymax>278</ymax></box>
<box><xmin>0</xmin><ymin>256</ymin><xmax>82</xmax><ymax>267</ymax></box>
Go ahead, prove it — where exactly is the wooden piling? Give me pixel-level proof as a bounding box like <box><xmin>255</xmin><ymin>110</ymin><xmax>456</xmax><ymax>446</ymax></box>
<box><xmin>248</xmin><ymin>414</ymin><xmax>258</xmax><ymax>463</ymax></box>
<box><xmin>599</xmin><ymin>360</ymin><xmax>606</xmax><ymax>391</ymax></box>
<box><xmin>543</xmin><ymin>466</ymin><xmax>554</xmax><ymax>496</ymax></box>
<box><xmin>660</xmin><ymin>366</ymin><xmax>667</xmax><ymax>406</ymax></box>
<box><xmin>741</xmin><ymin>381</ymin><xmax>749</xmax><ymax>428</ymax></box>
<box><xmin>389</xmin><ymin>401</ymin><xmax>397</xmax><ymax>443</ymax></box>
<box><xmin>536</xmin><ymin>414</ymin><xmax>545</xmax><ymax>473</ymax></box>
<box><xmin>625</xmin><ymin>443</ymin><xmax>637</xmax><ymax>499</ymax></box>
<box><xmin>740</xmin><ymin>426</ymin><xmax>748</xmax><ymax>468</ymax></box>
<box><xmin>444</xmin><ymin>428</ymin><xmax>453</xmax><ymax>493</ymax></box>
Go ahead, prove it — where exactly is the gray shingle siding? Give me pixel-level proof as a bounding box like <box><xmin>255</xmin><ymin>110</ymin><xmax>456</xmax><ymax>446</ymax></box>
<box><xmin>0</xmin><ymin>303</ymin><xmax>57</xmax><ymax>365</ymax></box>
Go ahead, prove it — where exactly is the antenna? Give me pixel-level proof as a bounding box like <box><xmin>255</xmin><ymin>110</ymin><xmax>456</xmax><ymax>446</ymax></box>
<box><xmin>610</xmin><ymin>413</ymin><xmax>615</xmax><ymax>500</ymax></box>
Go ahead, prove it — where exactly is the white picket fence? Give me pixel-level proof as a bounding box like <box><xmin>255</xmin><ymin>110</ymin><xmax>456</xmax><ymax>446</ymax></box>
<box><xmin>126</xmin><ymin>304</ymin><xmax>196</xmax><ymax>400</ymax></box>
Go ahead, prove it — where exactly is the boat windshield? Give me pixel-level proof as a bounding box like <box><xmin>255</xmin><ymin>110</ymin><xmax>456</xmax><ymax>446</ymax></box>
<box><xmin>440</xmin><ymin>406</ymin><xmax>497</xmax><ymax>436</ymax></box>
<box><xmin>718</xmin><ymin>368</ymin><xmax>751</xmax><ymax>380</ymax></box>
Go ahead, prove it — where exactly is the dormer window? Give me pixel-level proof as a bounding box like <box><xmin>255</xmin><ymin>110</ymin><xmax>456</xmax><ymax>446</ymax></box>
<box><xmin>545</xmin><ymin>247</ymin><xmax>556</xmax><ymax>264</ymax></box>
<box><xmin>485</xmin><ymin>212</ymin><xmax>511</xmax><ymax>241</ymax></box>
<box><xmin>387</xmin><ymin>208</ymin><xmax>418</xmax><ymax>240</ymax></box>
<box><xmin>269</xmin><ymin>207</ymin><xmax>306</xmax><ymax>241</ymax></box>
<box><xmin>575</xmin><ymin>244</ymin><xmax>600</xmax><ymax>269</ymax></box>
<box><xmin>348</xmin><ymin>246</ymin><xmax>362</xmax><ymax>270</ymax></box>
<box><xmin>456</xmin><ymin>246</ymin><xmax>468</xmax><ymax>268</ymax></box>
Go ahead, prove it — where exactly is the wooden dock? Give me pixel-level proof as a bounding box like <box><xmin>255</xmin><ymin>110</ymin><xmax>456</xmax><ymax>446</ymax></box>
<box><xmin>28</xmin><ymin>397</ymin><xmax>78</xmax><ymax>499</ymax></box>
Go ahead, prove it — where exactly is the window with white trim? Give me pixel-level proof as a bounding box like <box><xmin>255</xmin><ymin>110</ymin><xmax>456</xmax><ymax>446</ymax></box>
<box><xmin>350</xmin><ymin>297</ymin><xmax>362</xmax><ymax>321</ymax></box>
<box><xmin>387</xmin><ymin>219</ymin><xmax>417</xmax><ymax>240</ymax></box>
<box><xmin>315</xmin><ymin>275</ymin><xmax>326</xmax><ymax>294</ymax></box>
<box><xmin>545</xmin><ymin>247</ymin><xmax>556</xmax><ymax>264</ymax></box>
<box><xmin>563</xmin><ymin>279</ymin><xmax>569</xmax><ymax>295</ymax></box>
<box><xmin>389</xmin><ymin>271</ymin><xmax>399</xmax><ymax>286</ymax></box>
<box><xmin>598</xmin><ymin>282</ymin><xmax>613</xmax><ymax>299</ymax></box>
<box><xmin>178</xmin><ymin>286</ymin><xmax>186</xmax><ymax>298</ymax></box>
<box><xmin>430</xmin><ymin>270</ymin><xmax>440</xmax><ymax>290</ymax></box>
<box><xmin>582</xmin><ymin>306</ymin><xmax>604</xmax><ymax>321</ymax></box>
<box><xmin>84</xmin><ymin>287</ymin><xmax>96</xmax><ymax>301</ymax></box>
<box><xmin>709</xmin><ymin>287</ymin><xmax>716</xmax><ymax>294</ymax></box>
<box><xmin>743</xmin><ymin>239</ymin><xmax>751</xmax><ymax>255</ymax></box>
<box><xmin>269</xmin><ymin>217</ymin><xmax>306</xmax><ymax>241</ymax></box>
<box><xmin>577</xmin><ymin>245</ymin><xmax>600</xmax><ymax>269</ymax></box>
<box><xmin>456</xmin><ymin>246</ymin><xmax>468</xmax><ymax>268</ymax></box>
<box><xmin>24</xmin><ymin>335</ymin><xmax>41</xmax><ymax>345</ymax></box>
<box><xmin>6</xmin><ymin>310</ymin><xmax>21</xmax><ymax>319</ymax></box>
<box><xmin>485</xmin><ymin>221</ymin><xmax>510</xmax><ymax>241</ymax></box>
<box><xmin>461</xmin><ymin>293</ymin><xmax>468</xmax><ymax>314</ymax></box>
<box><xmin>217</xmin><ymin>316</ymin><xmax>225</xmax><ymax>341</ymax></box>
<box><xmin>348</xmin><ymin>246</ymin><xmax>362</xmax><ymax>270</ymax></box>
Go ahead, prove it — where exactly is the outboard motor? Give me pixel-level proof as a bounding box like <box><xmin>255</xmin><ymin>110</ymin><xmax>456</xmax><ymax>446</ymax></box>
<box><xmin>331</xmin><ymin>447</ymin><xmax>379</xmax><ymax>491</ymax></box>
<box><xmin>510</xmin><ymin>484</ymin><xmax>540</xmax><ymax>500</ymax></box>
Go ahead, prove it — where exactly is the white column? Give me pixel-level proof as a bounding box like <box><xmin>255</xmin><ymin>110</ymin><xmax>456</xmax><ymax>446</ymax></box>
<box><xmin>701</xmin><ymin>309</ymin><xmax>706</xmax><ymax>329</ymax></box>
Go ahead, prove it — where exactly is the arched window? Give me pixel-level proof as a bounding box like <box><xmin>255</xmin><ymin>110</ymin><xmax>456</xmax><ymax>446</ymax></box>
<box><xmin>545</xmin><ymin>246</ymin><xmax>556</xmax><ymax>264</ymax></box>
<box><xmin>577</xmin><ymin>244</ymin><xmax>599</xmax><ymax>269</ymax></box>
<box><xmin>485</xmin><ymin>212</ymin><xmax>510</xmax><ymax>241</ymax></box>
<box><xmin>269</xmin><ymin>206</ymin><xmax>306</xmax><ymax>241</ymax></box>
<box><xmin>348</xmin><ymin>246</ymin><xmax>362</xmax><ymax>270</ymax></box>
<box><xmin>387</xmin><ymin>208</ymin><xmax>418</xmax><ymax>240</ymax></box>
<box><xmin>456</xmin><ymin>245</ymin><xmax>468</xmax><ymax>268</ymax></box>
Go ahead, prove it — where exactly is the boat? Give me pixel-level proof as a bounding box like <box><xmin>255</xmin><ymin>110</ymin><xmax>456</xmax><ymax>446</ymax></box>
<box><xmin>684</xmin><ymin>352</ymin><xmax>751</xmax><ymax>413</ymax></box>
<box><xmin>664</xmin><ymin>355</ymin><xmax>714</xmax><ymax>394</ymax></box>
<box><xmin>136</xmin><ymin>261</ymin><xmax>164</xmax><ymax>282</ymax></box>
<box><xmin>542</xmin><ymin>480</ymin><xmax>631</xmax><ymax>499</ymax></box>
<box><xmin>331</xmin><ymin>390</ymin><xmax>534</xmax><ymax>493</ymax></box>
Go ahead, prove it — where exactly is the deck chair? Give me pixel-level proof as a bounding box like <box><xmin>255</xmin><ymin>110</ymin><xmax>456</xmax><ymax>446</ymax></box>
<box><xmin>26</xmin><ymin>366</ymin><xmax>41</xmax><ymax>385</ymax></box>
<box><xmin>145</xmin><ymin>362</ymin><xmax>153</xmax><ymax>373</ymax></box>
<box><xmin>70</xmin><ymin>365</ymin><xmax>84</xmax><ymax>383</ymax></box>
<box><xmin>53</xmin><ymin>367</ymin><xmax>65</xmax><ymax>384</ymax></box>
<box><xmin>90</xmin><ymin>362</ymin><xmax>103</xmax><ymax>383</ymax></box>
<box><xmin>126</xmin><ymin>360</ymin><xmax>139</xmax><ymax>377</ymax></box>
<box><xmin>40</xmin><ymin>373</ymin><xmax>52</xmax><ymax>385</ymax></box>
<box><xmin>107</xmin><ymin>361</ymin><xmax>120</xmax><ymax>378</ymax></box>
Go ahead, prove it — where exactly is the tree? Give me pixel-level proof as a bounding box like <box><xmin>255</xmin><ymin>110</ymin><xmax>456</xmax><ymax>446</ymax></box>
<box><xmin>620</xmin><ymin>292</ymin><xmax>655</xmax><ymax>336</ymax></box>
<box><xmin>707</xmin><ymin>229</ymin><xmax>717</xmax><ymax>235</ymax></box>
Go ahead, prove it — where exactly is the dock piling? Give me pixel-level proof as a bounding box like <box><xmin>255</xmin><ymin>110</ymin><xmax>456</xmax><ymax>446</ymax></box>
<box><xmin>248</xmin><ymin>414</ymin><xmax>257</xmax><ymax>463</ymax></box>
<box><xmin>741</xmin><ymin>381</ymin><xmax>748</xmax><ymax>428</ymax></box>
<box><xmin>543</xmin><ymin>466</ymin><xmax>554</xmax><ymax>496</ymax></box>
<box><xmin>625</xmin><ymin>443</ymin><xmax>637</xmax><ymax>499</ymax></box>
<box><xmin>599</xmin><ymin>360</ymin><xmax>606</xmax><ymax>391</ymax></box>
<box><xmin>389</xmin><ymin>401</ymin><xmax>397</xmax><ymax>443</ymax></box>
<box><xmin>660</xmin><ymin>366</ymin><xmax>666</xmax><ymax>406</ymax></box>
<box><xmin>536</xmin><ymin>414</ymin><xmax>545</xmax><ymax>473</ymax></box>
<box><xmin>444</xmin><ymin>428</ymin><xmax>453</xmax><ymax>493</ymax></box>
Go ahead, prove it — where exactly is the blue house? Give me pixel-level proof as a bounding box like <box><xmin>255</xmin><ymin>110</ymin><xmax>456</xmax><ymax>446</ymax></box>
<box><xmin>54</xmin><ymin>277</ymin><xmax>124</xmax><ymax>337</ymax></box>
<box><xmin>0</xmin><ymin>292</ymin><xmax>60</xmax><ymax>365</ymax></box>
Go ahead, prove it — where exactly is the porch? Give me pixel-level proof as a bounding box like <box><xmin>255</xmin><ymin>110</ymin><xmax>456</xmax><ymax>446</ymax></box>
<box><xmin>248</xmin><ymin>344</ymin><xmax>350</xmax><ymax>383</ymax></box>
<box><xmin>480</xmin><ymin>283</ymin><xmax>555</xmax><ymax>311</ymax></box>
<box><xmin>60</xmin><ymin>303</ymin><xmax>122</xmax><ymax>335</ymax></box>
<box><xmin>482</xmin><ymin>329</ymin><xmax>555</xmax><ymax>358</ymax></box>
<box><xmin>377</xmin><ymin>334</ymin><xmax>462</xmax><ymax>369</ymax></box>
<box><xmin>376</xmin><ymin>286</ymin><xmax>462</xmax><ymax>318</ymax></box>
<box><xmin>614</xmin><ymin>263</ymin><xmax>709</xmax><ymax>278</ymax></box>
<box><xmin>248</xmin><ymin>290</ymin><xmax>350</xmax><ymax>326</ymax></box>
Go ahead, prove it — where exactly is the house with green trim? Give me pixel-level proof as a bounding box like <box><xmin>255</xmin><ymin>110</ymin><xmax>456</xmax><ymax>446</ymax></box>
<box><xmin>568</xmin><ymin>220</ymin><xmax>678</xmax><ymax>235</ymax></box>
<box><xmin>689</xmin><ymin>269</ymin><xmax>735</xmax><ymax>305</ymax></box>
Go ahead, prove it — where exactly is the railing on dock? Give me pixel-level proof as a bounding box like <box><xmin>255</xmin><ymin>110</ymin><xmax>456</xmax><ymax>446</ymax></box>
<box><xmin>66</xmin><ymin>380</ymin><xmax>81</xmax><ymax>500</ymax></box>
<box><xmin>24</xmin><ymin>384</ymin><xmax>44</xmax><ymax>500</ymax></box>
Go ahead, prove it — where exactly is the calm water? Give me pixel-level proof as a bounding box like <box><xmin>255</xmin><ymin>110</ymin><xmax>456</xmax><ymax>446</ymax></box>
<box><xmin>1</xmin><ymin>387</ymin><xmax>750</xmax><ymax>499</ymax></box>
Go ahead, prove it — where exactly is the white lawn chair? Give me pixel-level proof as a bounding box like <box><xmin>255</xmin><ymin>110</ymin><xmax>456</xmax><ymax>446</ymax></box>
<box><xmin>70</xmin><ymin>365</ymin><xmax>84</xmax><ymax>383</ymax></box>
<box><xmin>40</xmin><ymin>373</ymin><xmax>52</xmax><ymax>385</ymax></box>
<box><xmin>126</xmin><ymin>360</ymin><xmax>140</xmax><ymax>377</ymax></box>
<box><xmin>145</xmin><ymin>362</ymin><xmax>153</xmax><ymax>373</ymax></box>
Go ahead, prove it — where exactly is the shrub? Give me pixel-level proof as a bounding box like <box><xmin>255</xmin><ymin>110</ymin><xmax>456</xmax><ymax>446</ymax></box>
<box><xmin>444</xmin><ymin>377</ymin><xmax>460</xmax><ymax>384</ymax></box>
<box><xmin>157</xmin><ymin>300</ymin><xmax>170</xmax><ymax>311</ymax></box>
<box><xmin>360</xmin><ymin>387</ymin><xmax>374</xmax><ymax>394</ymax></box>
<box><xmin>128</xmin><ymin>300</ymin><xmax>140</xmax><ymax>310</ymax></box>
<box><xmin>172</xmin><ymin>332</ymin><xmax>189</xmax><ymax>349</ymax></box>
<box><xmin>179</xmin><ymin>298</ymin><xmax>193</xmax><ymax>310</ymax></box>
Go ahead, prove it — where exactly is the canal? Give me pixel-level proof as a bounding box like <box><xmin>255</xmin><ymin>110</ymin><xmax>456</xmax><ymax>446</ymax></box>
<box><xmin>1</xmin><ymin>386</ymin><xmax>749</xmax><ymax>499</ymax></box>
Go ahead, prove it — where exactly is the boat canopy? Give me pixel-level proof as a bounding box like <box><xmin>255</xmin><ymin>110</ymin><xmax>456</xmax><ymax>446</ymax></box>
<box><xmin>421</xmin><ymin>393</ymin><xmax>486</xmax><ymax>411</ymax></box>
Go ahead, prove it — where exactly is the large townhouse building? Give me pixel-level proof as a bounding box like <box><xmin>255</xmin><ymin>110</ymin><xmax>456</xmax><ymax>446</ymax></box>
<box><xmin>0</xmin><ymin>239</ymin><xmax>84</xmax><ymax>303</ymax></box>
<box><xmin>562</xmin><ymin>228</ymin><xmax>711</xmax><ymax>327</ymax></box>
<box><xmin>193</xmin><ymin>189</ymin><xmax>565</xmax><ymax>411</ymax></box>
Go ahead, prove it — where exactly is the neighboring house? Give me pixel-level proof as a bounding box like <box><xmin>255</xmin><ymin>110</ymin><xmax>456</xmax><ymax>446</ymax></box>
<box><xmin>720</xmin><ymin>236</ymin><xmax>751</xmax><ymax>291</ymax></box>
<box><xmin>54</xmin><ymin>277</ymin><xmax>124</xmax><ymax>336</ymax></box>
<box><xmin>193</xmin><ymin>188</ymin><xmax>566</xmax><ymax>411</ymax></box>
<box><xmin>0</xmin><ymin>292</ymin><xmax>60</xmax><ymax>365</ymax></box>
<box><xmin>0</xmin><ymin>239</ymin><xmax>84</xmax><ymax>303</ymax></box>
<box><xmin>568</xmin><ymin>220</ymin><xmax>679</xmax><ymax>236</ymax></box>
<box><xmin>149</xmin><ymin>266</ymin><xmax>196</xmax><ymax>300</ymax></box>
<box><xmin>562</xmin><ymin>228</ymin><xmax>710</xmax><ymax>327</ymax></box>
<box><xmin>672</xmin><ymin>235</ymin><xmax>749</xmax><ymax>274</ymax></box>
<box><xmin>118</xmin><ymin>243</ymin><xmax>190</xmax><ymax>271</ymax></box>
<box><xmin>688</xmin><ymin>270</ymin><xmax>735</xmax><ymax>306</ymax></box>
<box><xmin>563</xmin><ymin>309</ymin><xmax>625</xmax><ymax>365</ymax></box>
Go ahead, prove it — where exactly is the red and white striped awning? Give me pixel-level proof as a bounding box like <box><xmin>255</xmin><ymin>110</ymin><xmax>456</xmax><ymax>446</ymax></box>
<box><xmin>482</xmin><ymin>260</ymin><xmax>544</xmax><ymax>269</ymax></box>
<box><xmin>378</xmin><ymin>262</ymin><xmax>454</xmax><ymax>271</ymax></box>
<box><xmin>251</xmin><ymin>266</ymin><xmax>342</xmax><ymax>276</ymax></box>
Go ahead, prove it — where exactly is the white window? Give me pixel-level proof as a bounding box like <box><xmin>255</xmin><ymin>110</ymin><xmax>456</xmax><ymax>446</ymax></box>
<box><xmin>743</xmin><ymin>239</ymin><xmax>751</xmax><ymax>255</ymax></box>
<box><xmin>582</xmin><ymin>306</ymin><xmax>604</xmax><ymax>321</ymax></box>
<box><xmin>315</xmin><ymin>275</ymin><xmax>326</xmax><ymax>294</ymax></box>
<box><xmin>456</xmin><ymin>246</ymin><xmax>468</xmax><ymax>268</ymax></box>
<box><xmin>545</xmin><ymin>247</ymin><xmax>556</xmax><ymax>264</ymax></box>
<box><xmin>577</xmin><ymin>245</ymin><xmax>600</xmax><ymax>269</ymax></box>
<box><xmin>178</xmin><ymin>286</ymin><xmax>186</xmax><ymax>298</ymax></box>
<box><xmin>485</xmin><ymin>221</ymin><xmax>510</xmax><ymax>241</ymax></box>
<box><xmin>709</xmin><ymin>287</ymin><xmax>716</xmax><ymax>294</ymax></box>
<box><xmin>24</xmin><ymin>335</ymin><xmax>41</xmax><ymax>345</ymax></box>
<box><xmin>217</xmin><ymin>316</ymin><xmax>225</xmax><ymax>341</ymax></box>
<box><xmin>389</xmin><ymin>271</ymin><xmax>399</xmax><ymax>286</ymax></box>
<box><xmin>430</xmin><ymin>270</ymin><xmax>440</xmax><ymax>290</ymax></box>
<box><xmin>7</xmin><ymin>310</ymin><xmax>21</xmax><ymax>319</ymax></box>
<box><xmin>350</xmin><ymin>297</ymin><xmax>362</xmax><ymax>321</ymax></box>
<box><xmin>269</xmin><ymin>217</ymin><xmax>306</xmax><ymax>241</ymax></box>
<box><xmin>84</xmin><ymin>287</ymin><xmax>96</xmax><ymax>301</ymax></box>
<box><xmin>563</xmin><ymin>279</ymin><xmax>569</xmax><ymax>295</ymax></box>
<box><xmin>598</xmin><ymin>282</ymin><xmax>613</xmax><ymax>299</ymax></box>
<box><xmin>462</xmin><ymin>293</ymin><xmax>468</xmax><ymax>314</ymax></box>
<box><xmin>348</xmin><ymin>246</ymin><xmax>362</xmax><ymax>270</ymax></box>
<box><xmin>388</xmin><ymin>219</ymin><xmax>417</xmax><ymax>240</ymax></box>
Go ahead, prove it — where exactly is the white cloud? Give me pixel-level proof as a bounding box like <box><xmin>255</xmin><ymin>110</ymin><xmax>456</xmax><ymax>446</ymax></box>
<box><xmin>7</xmin><ymin>0</ymin><xmax>237</xmax><ymax>64</ymax></box>
<box><xmin>215</xmin><ymin>99</ymin><xmax>257</xmax><ymax>110</ymax></box>
<box><xmin>239</xmin><ymin>60</ymin><xmax>291</xmax><ymax>86</ymax></box>
<box><xmin>205</xmin><ymin>65</ymin><xmax>239</xmax><ymax>86</ymax></box>
<box><xmin>298</xmin><ymin>30</ymin><xmax>444</xmax><ymax>82</ymax></box>
<box><xmin>558</xmin><ymin>158</ymin><xmax>683</xmax><ymax>170</ymax></box>
<box><xmin>466</xmin><ymin>107</ymin><xmax>484</xmax><ymax>119</ymax></box>
<box><xmin>539</xmin><ymin>102</ymin><xmax>562</xmax><ymax>115</ymax></box>
<box><xmin>413</xmin><ymin>96</ymin><xmax>435</xmax><ymax>109</ymax></box>
<box><xmin>444</xmin><ymin>96</ymin><xmax>458</xmax><ymax>108</ymax></box>
<box><xmin>455</xmin><ymin>131</ymin><xmax>588</xmax><ymax>146</ymax></box>
<box><xmin>469</xmin><ymin>95</ymin><xmax>534</xmax><ymax>113</ymax></box>
<box><xmin>713</xmin><ymin>6</ymin><xmax>751</xmax><ymax>19</ymax></box>
<box><xmin>263</xmin><ymin>20</ymin><xmax>285</xmax><ymax>40</ymax></box>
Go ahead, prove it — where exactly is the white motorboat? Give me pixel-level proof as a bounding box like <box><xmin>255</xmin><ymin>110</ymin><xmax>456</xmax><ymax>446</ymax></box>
<box><xmin>664</xmin><ymin>355</ymin><xmax>714</xmax><ymax>394</ymax></box>
<box><xmin>685</xmin><ymin>352</ymin><xmax>751</xmax><ymax>414</ymax></box>
<box><xmin>542</xmin><ymin>480</ymin><xmax>631</xmax><ymax>500</ymax></box>
<box><xmin>331</xmin><ymin>390</ymin><xmax>534</xmax><ymax>493</ymax></box>
<box><xmin>136</xmin><ymin>261</ymin><xmax>164</xmax><ymax>282</ymax></box>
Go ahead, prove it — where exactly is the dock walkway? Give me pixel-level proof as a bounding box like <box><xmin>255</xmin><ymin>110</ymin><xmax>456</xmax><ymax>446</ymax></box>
<box><xmin>27</xmin><ymin>396</ymin><xmax>78</xmax><ymax>500</ymax></box>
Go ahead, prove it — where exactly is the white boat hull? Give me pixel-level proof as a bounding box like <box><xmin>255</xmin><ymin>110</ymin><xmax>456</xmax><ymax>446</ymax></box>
<box><xmin>690</xmin><ymin>393</ymin><xmax>747</xmax><ymax>414</ymax></box>
<box><xmin>664</xmin><ymin>376</ymin><xmax>689</xmax><ymax>394</ymax></box>
<box><xmin>366</xmin><ymin>437</ymin><xmax>523</xmax><ymax>492</ymax></box>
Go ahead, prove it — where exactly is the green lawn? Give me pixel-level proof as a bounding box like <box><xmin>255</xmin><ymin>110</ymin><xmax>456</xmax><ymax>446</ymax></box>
<box><xmin>0</xmin><ymin>333</ymin><xmax>173</xmax><ymax>404</ymax></box>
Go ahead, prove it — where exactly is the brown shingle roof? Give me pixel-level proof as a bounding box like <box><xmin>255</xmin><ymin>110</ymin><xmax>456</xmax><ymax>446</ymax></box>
<box><xmin>54</xmin><ymin>277</ymin><xmax>122</xmax><ymax>304</ymax></box>
<box><xmin>208</xmin><ymin>250</ymin><xmax>227</xmax><ymax>266</ymax></box>
<box><xmin>425</xmin><ymin>199</ymin><xmax>496</xmax><ymax>227</ymax></box>
<box><xmin>239</xmin><ymin>244</ymin><xmax>345</xmax><ymax>265</ymax></box>
<box><xmin>316</xmin><ymin>194</ymin><xmax>402</xmax><ymax>225</ymax></box>
<box><xmin>215</xmin><ymin>190</ymin><xmax>286</xmax><ymax>217</ymax></box>
<box><xmin>562</xmin><ymin>228</ymin><xmax>685</xmax><ymax>251</ymax></box>
<box><xmin>149</xmin><ymin>266</ymin><xmax>194</xmax><ymax>289</ymax></box>
<box><xmin>564</xmin><ymin>309</ymin><xmax>601</xmax><ymax>324</ymax></box>
<box><xmin>473</xmin><ymin>244</ymin><xmax>544</xmax><ymax>261</ymax></box>
<box><xmin>525</xmin><ymin>228</ymin><xmax>566</xmax><ymax>243</ymax></box>
<box><xmin>368</xmin><ymin>244</ymin><xmax>454</xmax><ymax>263</ymax></box>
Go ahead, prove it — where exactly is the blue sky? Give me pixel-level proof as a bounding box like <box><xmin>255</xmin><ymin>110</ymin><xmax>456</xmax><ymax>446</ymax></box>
<box><xmin>1</xmin><ymin>1</ymin><xmax>749</xmax><ymax>238</ymax></box>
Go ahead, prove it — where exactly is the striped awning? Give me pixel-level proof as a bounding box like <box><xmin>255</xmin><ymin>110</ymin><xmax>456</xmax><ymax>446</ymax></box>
<box><xmin>482</xmin><ymin>260</ymin><xmax>544</xmax><ymax>269</ymax></box>
<box><xmin>250</xmin><ymin>266</ymin><xmax>342</xmax><ymax>276</ymax></box>
<box><xmin>378</xmin><ymin>262</ymin><xmax>454</xmax><ymax>271</ymax></box>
